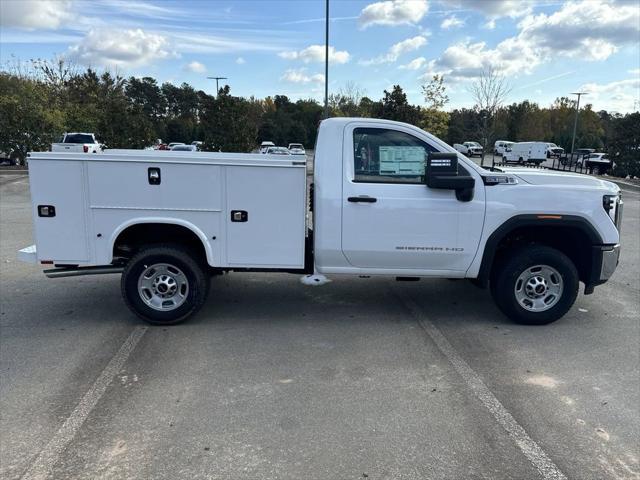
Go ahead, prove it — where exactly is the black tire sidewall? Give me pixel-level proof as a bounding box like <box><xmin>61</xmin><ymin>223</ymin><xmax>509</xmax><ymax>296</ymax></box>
<box><xmin>122</xmin><ymin>246</ymin><xmax>209</xmax><ymax>325</ymax></box>
<box><xmin>493</xmin><ymin>246</ymin><xmax>579</xmax><ymax>325</ymax></box>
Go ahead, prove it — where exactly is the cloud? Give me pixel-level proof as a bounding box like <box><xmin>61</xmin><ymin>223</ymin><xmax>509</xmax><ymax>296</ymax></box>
<box><xmin>441</xmin><ymin>15</ymin><xmax>464</xmax><ymax>29</ymax></box>
<box><xmin>629</xmin><ymin>68</ymin><xmax>640</xmax><ymax>75</ymax></box>
<box><xmin>440</xmin><ymin>0</ymin><xmax>532</xmax><ymax>20</ymax></box>
<box><xmin>399</xmin><ymin>56</ymin><xmax>427</xmax><ymax>70</ymax></box>
<box><xmin>280</xmin><ymin>68</ymin><xmax>325</xmax><ymax>84</ymax></box>
<box><xmin>360</xmin><ymin>35</ymin><xmax>427</xmax><ymax>65</ymax></box>
<box><xmin>579</xmin><ymin>78</ymin><xmax>640</xmax><ymax>113</ymax></box>
<box><xmin>358</xmin><ymin>0</ymin><xmax>428</xmax><ymax>28</ymax></box>
<box><xmin>236</xmin><ymin>57</ymin><xmax>246</xmax><ymax>64</ymax></box>
<box><xmin>185</xmin><ymin>61</ymin><xmax>206</xmax><ymax>73</ymax></box>
<box><xmin>423</xmin><ymin>0</ymin><xmax>640</xmax><ymax>80</ymax></box>
<box><xmin>278</xmin><ymin>45</ymin><xmax>350</xmax><ymax>64</ymax></box>
<box><xmin>517</xmin><ymin>0</ymin><xmax>640</xmax><ymax>61</ymax></box>
<box><xmin>172</xmin><ymin>32</ymin><xmax>285</xmax><ymax>54</ymax></box>
<box><xmin>0</xmin><ymin>0</ymin><xmax>73</xmax><ymax>29</ymax></box>
<box><xmin>68</xmin><ymin>28</ymin><xmax>176</xmax><ymax>67</ymax></box>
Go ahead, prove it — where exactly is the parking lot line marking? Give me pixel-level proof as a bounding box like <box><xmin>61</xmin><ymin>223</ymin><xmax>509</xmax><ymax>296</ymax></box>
<box><xmin>20</xmin><ymin>326</ymin><xmax>148</xmax><ymax>480</ymax></box>
<box><xmin>396</xmin><ymin>290</ymin><xmax>567</xmax><ymax>480</ymax></box>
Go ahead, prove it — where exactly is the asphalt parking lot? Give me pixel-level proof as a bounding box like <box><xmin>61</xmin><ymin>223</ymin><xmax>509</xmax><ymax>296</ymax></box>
<box><xmin>1</xmin><ymin>174</ymin><xmax>638</xmax><ymax>480</ymax></box>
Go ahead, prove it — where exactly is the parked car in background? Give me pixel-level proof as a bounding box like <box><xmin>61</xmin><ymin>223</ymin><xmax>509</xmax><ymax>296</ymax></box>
<box><xmin>0</xmin><ymin>149</ymin><xmax>22</xmax><ymax>165</ymax></box>
<box><xmin>585</xmin><ymin>153</ymin><xmax>614</xmax><ymax>174</ymax></box>
<box><xmin>493</xmin><ymin>140</ymin><xmax>514</xmax><ymax>156</ymax></box>
<box><xmin>51</xmin><ymin>133</ymin><xmax>103</xmax><ymax>153</ymax></box>
<box><xmin>191</xmin><ymin>141</ymin><xmax>203</xmax><ymax>150</ymax></box>
<box><xmin>288</xmin><ymin>143</ymin><xmax>306</xmax><ymax>155</ymax></box>
<box><xmin>167</xmin><ymin>142</ymin><xmax>185</xmax><ymax>149</ymax></box>
<box><xmin>546</xmin><ymin>143</ymin><xmax>564</xmax><ymax>158</ymax></box>
<box><xmin>575</xmin><ymin>148</ymin><xmax>596</xmax><ymax>166</ymax></box>
<box><xmin>265</xmin><ymin>146</ymin><xmax>291</xmax><ymax>155</ymax></box>
<box><xmin>563</xmin><ymin>148</ymin><xmax>596</xmax><ymax>167</ymax></box>
<box><xmin>502</xmin><ymin>142</ymin><xmax>547</xmax><ymax>165</ymax></box>
<box><xmin>260</xmin><ymin>141</ymin><xmax>275</xmax><ymax>154</ymax></box>
<box><xmin>453</xmin><ymin>142</ymin><xmax>483</xmax><ymax>157</ymax></box>
<box><xmin>171</xmin><ymin>144</ymin><xmax>197</xmax><ymax>152</ymax></box>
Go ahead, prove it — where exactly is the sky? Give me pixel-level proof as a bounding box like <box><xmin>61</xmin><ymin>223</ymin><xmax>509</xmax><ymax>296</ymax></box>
<box><xmin>1</xmin><ymin>0</ymin><xmax>639</xmax><ymax>113</ymax></box>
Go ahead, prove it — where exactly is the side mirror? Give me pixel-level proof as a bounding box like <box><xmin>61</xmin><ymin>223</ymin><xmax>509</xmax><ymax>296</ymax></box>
<box><xmin>426</xmin><ymin>152</ymin><xmax>475</xmax><ymax>202</ymax></box>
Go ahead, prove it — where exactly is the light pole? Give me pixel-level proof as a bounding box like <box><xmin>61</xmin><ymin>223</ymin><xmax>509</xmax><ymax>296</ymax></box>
<box><xmin>323</xmin><ymin>0</ymin><xmax>329</xmax><ymax>119</ymax></box>
<box><xmin>570</xmin><ymin>92</ymin><xmax>587</xmax><ymax>156</ymax></box>
<box><xmin>207</xmin><ymin>76</ymin><xmax>228</xmax><ymax>96</ymax></box>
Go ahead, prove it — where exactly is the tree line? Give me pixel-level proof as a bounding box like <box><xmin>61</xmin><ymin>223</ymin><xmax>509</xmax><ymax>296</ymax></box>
<box><xmin>0</xmin><ymin>59</ymin><xmax>637</xmax><ymax>177</ymax></box>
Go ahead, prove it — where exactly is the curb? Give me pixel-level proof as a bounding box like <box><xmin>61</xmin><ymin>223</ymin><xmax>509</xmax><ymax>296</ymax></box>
<box><xmin>0</xmin><ymin>169</ymin><xmax>28</xmax><ymax>175</ymax></box>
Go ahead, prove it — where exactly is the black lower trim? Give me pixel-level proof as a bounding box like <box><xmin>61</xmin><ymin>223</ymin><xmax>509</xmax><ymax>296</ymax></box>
<box><xmin>476</xmin><ymin>214</ymin><xmax>603</xmax><ymax>287</ymax></box>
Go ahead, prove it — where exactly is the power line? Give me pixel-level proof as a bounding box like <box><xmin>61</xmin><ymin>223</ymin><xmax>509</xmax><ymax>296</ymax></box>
<box><xmin>207</xmin><ymin>76</ymin><xmax>228</xmax><ymax>96</ymax></box>
<box><xmin>323</xmin><ymin>0</ymin><xmax>329</xmax><ymax>119</ymax></box>
<box><xmin>570</xmin><ymin>92</ymin><xmax>587</xmax><ymax>155</ymax></box>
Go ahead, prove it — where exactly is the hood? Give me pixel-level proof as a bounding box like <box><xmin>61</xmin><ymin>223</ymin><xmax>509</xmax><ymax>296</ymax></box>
<box><xmin>498</xmin><ymin>167</ymin><xmax>620</xmax><ymax>193</ymax></box>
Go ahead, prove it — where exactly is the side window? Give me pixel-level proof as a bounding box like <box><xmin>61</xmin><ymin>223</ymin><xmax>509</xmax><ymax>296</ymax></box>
<box><xmin>353</xmin><ymin>128</ymin><xmax>437</xmax><ymax>184</ymax></box>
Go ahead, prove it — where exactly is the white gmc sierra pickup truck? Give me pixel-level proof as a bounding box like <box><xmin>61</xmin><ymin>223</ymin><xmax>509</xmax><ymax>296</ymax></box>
<box><xmin>19</xmin><ymin>118</ymin><xmax>622</xmax><ymax>326</ymax></box>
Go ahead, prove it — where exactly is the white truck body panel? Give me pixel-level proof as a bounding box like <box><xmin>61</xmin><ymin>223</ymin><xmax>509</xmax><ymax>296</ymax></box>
<box><xmin>27</xmin><ymin>151</ymin><xmax>307</xmax><ymax>269</ymax></box>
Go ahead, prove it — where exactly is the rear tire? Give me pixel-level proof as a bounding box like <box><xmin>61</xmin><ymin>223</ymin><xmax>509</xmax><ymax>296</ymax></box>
<box><xmin>121</xmin><ymin>244</ymin><xmax>210</xmax><ymax>325</ymax></box>
<box><xmin>491</xmin><ymin>246</ymin><xmax>578</xmax><ymax>325</ymax></box>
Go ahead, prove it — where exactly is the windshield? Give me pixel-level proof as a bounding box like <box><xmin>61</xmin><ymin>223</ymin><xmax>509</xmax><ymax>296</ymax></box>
<box><xmin>64</xmin><ymin>134</ymin><xmax>95</xmax><ymax>144</ymax></box>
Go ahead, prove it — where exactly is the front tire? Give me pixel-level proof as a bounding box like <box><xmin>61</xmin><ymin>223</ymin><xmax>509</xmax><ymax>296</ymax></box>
<box><xmin>491</xmin><ymin>246</ymin><xmax>578</xmax><ymax>325</ymax></box>
<box><xmin>121</xmin><ymin>245</ymin><xmax>210</xmax><ymax>325</ymax></box>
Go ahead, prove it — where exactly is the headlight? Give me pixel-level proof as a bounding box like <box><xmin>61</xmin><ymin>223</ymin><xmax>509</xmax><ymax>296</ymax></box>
<box><xmin>603</xmin><ymin>194</ymin><xmax>623</xmax><ymax>230</ymax></box>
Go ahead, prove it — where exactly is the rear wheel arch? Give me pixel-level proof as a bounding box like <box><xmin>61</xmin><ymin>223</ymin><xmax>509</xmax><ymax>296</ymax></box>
<box><xmin>111</xmin><ymin>220</ymin><xmax>213</xmax><ymax>266</ymax></box>
<box><xmin>476</xmin><ymin>215</ymin><xmax>602</xmax><ymax>288</ymax></box>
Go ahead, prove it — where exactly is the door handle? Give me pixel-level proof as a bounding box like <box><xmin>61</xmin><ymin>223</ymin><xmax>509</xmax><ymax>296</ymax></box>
<box><xmin>348</xmin><ymin>196</ymin><xmax>377</xmax><ymax>203</ymax></box>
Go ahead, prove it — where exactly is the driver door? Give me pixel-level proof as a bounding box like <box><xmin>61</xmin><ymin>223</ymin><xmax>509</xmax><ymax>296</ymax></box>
<box><xmin>340</xmin><ymin>122</ymin><xmax>484</xmax><ymax>273</ymax></box>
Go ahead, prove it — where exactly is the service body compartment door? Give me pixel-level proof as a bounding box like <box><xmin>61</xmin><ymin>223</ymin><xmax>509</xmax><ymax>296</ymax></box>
<box><xmin>30</xmin><ymin>160</ymin><xmax>89</xmax><ymax>263</ymax></box>
<box><xmin>226</xmin><ymin>165</ymin><xmax>306</xmax><ymax>268</ymax></box>
<box><xmin>341</xmin><ymin>124</ymin><xmax>484</xmax><ymax>273</ymax></box>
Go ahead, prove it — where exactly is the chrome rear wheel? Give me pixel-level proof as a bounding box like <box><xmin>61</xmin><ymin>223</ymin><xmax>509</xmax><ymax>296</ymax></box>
<box><xmin>138</xmin><ymin>263</ymin><xmax>189</xmax><ymax>311</ymax></box>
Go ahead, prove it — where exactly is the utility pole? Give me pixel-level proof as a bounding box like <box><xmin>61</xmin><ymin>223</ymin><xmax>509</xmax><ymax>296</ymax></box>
<box><xmin>323</xmin><ymin>0</ymin><xmax>329</xmax><ymax>119</ymax></box>
<box><xmin>207</xmin><ymin>76</ymin><xmax>228</xmax><ymax>96</ymax></box>
<box><xmin>570</xmin><ymin>92</ymin><xmax>587</xmax><ymax>156</ymax></box>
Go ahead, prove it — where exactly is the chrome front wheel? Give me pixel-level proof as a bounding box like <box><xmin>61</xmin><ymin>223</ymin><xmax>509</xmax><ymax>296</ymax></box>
<box><xmin>514</xmin><ymin>265</ymin><xmax>563</xmax><ymax>312</ymax></box>
<box><xmin>491</xmin><ymin>246</ymin><xmax>579</xmax><ymax>325</ymax></box>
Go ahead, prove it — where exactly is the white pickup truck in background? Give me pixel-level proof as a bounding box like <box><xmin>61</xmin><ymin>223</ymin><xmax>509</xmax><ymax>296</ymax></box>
<box><xmin>453</xmin><ymin>141</ymin><xmax>483</xmax><ymax>157</ymax></box>
<box><xmin>51</xmin><ymin>132</ymin><xmax>103</xmax><ymax>154</ymax></box>
<box><xmin>20</xmin><ymin>118</ymin><xmax>622</xmax><ymax>326</ymax></box>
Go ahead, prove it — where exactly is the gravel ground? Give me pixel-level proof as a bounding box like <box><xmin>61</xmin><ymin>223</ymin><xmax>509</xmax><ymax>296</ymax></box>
<box><xmin>1</xmin><ymin>174</ymin><xmax>638</xmax><ymax>480</ymax></box>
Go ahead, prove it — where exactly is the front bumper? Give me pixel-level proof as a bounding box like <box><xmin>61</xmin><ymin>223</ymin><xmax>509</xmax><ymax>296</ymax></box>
<box><xmin>600</xmin><ymin>244</ymin><xmax>620</xmax><ymax>281</ymax></box>
<box><xmin>584</xmin><ymin>244</ymin><xmax>620</xmax><ymax>294</ymax></box>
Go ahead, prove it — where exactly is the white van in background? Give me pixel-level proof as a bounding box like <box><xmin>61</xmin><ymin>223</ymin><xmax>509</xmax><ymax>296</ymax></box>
<box><xmin>494</xmin><ymin>140</ymin><xmax>514</xmax><ymax>156</ymax></box>
<box><xmin>502</xmin><ymin>142</ymin><xmax>548</xmax><ymax>165</ymax></box>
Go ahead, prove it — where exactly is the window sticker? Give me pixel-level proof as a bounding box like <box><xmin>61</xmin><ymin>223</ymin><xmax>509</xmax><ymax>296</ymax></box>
<box><xmin>378</xmin><ymin>146</ymin><xmax>425</xmax><ymax>176</ymax></box>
